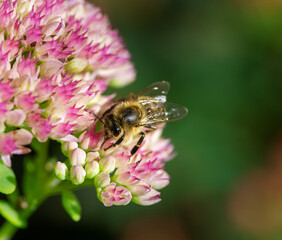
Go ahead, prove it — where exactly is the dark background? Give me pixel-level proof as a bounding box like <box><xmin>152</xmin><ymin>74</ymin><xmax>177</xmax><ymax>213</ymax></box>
<box><xmin>13</xmin><ymin>0</ymin><xmax>282</xmax><ymax>239</ymax></box>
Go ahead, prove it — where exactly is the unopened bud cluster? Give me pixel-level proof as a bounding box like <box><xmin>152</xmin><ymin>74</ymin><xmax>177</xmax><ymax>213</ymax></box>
<box><xmin>54</xmin><ymin>127</ymin><xmax>174</xmax><ymax>206</ymax></box>
<box><xmin>54</xmin><ymin>143</ymin><xmax>134</xmax><ymax>206</ymax></box>
<box><xmin>55</xmin><ymin>145</ymin><xmax>104</xmax><ymax>185</ymax></box>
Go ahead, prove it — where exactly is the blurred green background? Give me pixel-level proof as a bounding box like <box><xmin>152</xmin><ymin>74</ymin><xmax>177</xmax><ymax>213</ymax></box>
<box><xmin>15</xmin><ymin>0</ymin><xmax>282</xmax><ymax>239</ymax></box>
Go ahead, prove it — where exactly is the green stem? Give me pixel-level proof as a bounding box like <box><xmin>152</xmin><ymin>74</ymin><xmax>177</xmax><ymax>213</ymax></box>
<box><xmin>0</xmin><ymin>140</ymin><xmax>94</xmax><ymax>239</ymax></box>
<box><xmin>0</xmin><ymin>197</ymin><xmax>40</xmax><ymax>240</ymax></box>
<box><xmin>0</xmin><ymin>179</ymin><xmax>83</xmax><ymax>240</ymax></box>
<box><xmin>0</xmin><ymin>222</ymin><xmax>17</xmax><ymax>240</ymax></box>
<box><xmin>0</xmin><ymin>140</ymin><xmax>69</xmax><ymax>239</ymax></box>
<box><xmin>46</xmin><ymin>178</ymin><xmax>93</xmax><ymax>195</ymax></box>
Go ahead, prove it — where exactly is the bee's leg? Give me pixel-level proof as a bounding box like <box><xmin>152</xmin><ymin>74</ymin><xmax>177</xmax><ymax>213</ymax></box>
<box><xmin>144</xmin><ymin>125</ymin><xmax>157</xmax><ymax>133</ymax></box>
<box><xmin>104</xmin><ymin>132</ymin><xmax>125</xmax><ymax>151</ymax></box>
<box><xmin>100</xmin><ymin>136</ymin><xmax>108</xmax><ymax>149</ymax></box>
<box><xmin>131</xmin><ymin>132</ymin><xmax>145</xmax><ymax>155</ymax></box>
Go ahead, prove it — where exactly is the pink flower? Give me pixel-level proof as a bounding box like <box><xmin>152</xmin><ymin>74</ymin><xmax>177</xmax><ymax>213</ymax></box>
<box><xmin>27</xmin><ymin>111</ymin><xmax>52</xmax><ymax>142</ymax></box>
<box><xmin>0</xmin><ymin>0</ymin><xmax>135</xmax><ymax>166</ymax></box>
<box><xmin>0</xmin><ymin>129</ymin><xmax>33</xmax><ymax>167</ymax></box>
<box><xmin>101</xmin><ymin>183</ymin><xmax>132</xmax><ymax>207</ymax></box>
<box><xmin>0</xmin><ymin>80</ymin><xmax>14</xmax><ymax>102</ymax></box>
<box><xmin>133</xmin><ymin>188</ymin><xmax>161</xmax><ymax>206</ymax></box>
<box><xmin>0</xmin><ymin>0</ymin><xmax>177</xmax><ymax>207</ymax></box>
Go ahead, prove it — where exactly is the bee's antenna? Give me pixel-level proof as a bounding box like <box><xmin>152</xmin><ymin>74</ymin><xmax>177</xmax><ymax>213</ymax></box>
<box><xmin>92</xmin><ymin>112</ymin><xmax>104</xmax><ymax>124</ymax></box>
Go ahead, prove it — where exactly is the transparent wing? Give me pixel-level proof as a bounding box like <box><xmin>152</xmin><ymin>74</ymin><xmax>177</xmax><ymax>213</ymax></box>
<box><xmin>140</xmin><ymin>102</ymin><xmax>188</xmax><ymax>126</ymax></box>
<box><xmin>165</xmin><ymin>102</ymin><xmax>188</xmax><ymax>122</ymax></box>
<box><xmin>137</xmin><ymin>81</ymin><xmax>170</xmax><ymax>97</ymax></box>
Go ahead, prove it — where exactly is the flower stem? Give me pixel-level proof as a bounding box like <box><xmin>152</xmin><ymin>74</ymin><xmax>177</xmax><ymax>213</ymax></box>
<box><xmin>0</xmin><ymin>222</ymin><xmax>17</xmax><ymax>240</ymax></box>
<box><xmin>0</xmin><ymin>140</ymin><xmax>67</xmax><ymax>239</ymax></box>
<box><xmin>0</xmin><ymin>193</ymin><xmax>43</xmax><ymax>240</ymax></box>
<box><xmin>0</xmin><ymin>140</ymin><xmax>94</xmax><ymax>239</ymax></box>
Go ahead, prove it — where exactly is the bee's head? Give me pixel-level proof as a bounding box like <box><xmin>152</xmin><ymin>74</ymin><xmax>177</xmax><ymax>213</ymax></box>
<box><xmin>104</xmin><ymin>114</ymin><xmax>121</xmax><ymax>139</ymax></box>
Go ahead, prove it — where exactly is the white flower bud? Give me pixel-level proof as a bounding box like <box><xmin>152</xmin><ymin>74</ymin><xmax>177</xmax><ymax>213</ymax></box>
<box><xmin>99</xmin><ymin>155</ymin><xmax>115</xmax><ymax>173</ymax></box>
<box><xmin>65</xmin><ymin>58</ymin><xmax>88</xmax><ymax>74</ymax></box>
<box><xmin>127</xmin><ymin>180</ymin><xmax>151</xmax><ymax>196</ymax></box>
<box><xmin>14</xmin><ymin>129</ymin><xmax>33</xmax><ymax>146</ymax></box>
<box><xmin>133</xmin><ymin>188</ymin><xmax>161</xmax><ymax>206</ymax></box>
<box><xmin>42</xmin><ymin>17</ymin><xmax>65</xmax><ymax>37</ymax></box>
<box><xmin>6</xmin><ymin>109</ymin><xmax>26</xmax><ymax>126</ymax></box>
<box><xmin>85</xmin><ymin>152</ymin><xmax>100</xmax><ymax>163</ymax></box>
<box><xmin>0</xmin><ymin>121</ymin><xmax>5</xmax><ymax>133</ymax></box>
<box><xmin>151</xmin><ymin>170</ymin><xmax>170</xmax><ymax>190</ymax></box>
<box><xmin>106</xmin><ymin>62</ymin><xmax>136</xmax><ymax>87</ymax></box>
<box><xmin>101</xmin><ymin>183</ymin><xmax>132</xmax><ymax>207</ymax></box>
<box><xmin>80</xmin><ymin>137</ymin><xmax>90</xmax><ymax>150</ymax></box>
<box><xmin>94</xmin><ymin>172</ymin><xmax>110</xmax><ymax>189</ymax></box>
<box><xmin>85</xmin><ymin>160</ymin><xmax>99</xmax><ymax>179</ymax></box>
<box><xmin>70</xmin><ymin>165</ymin><xmax>86</xmax><ymax>185</ymax></box>
<box><xmin>40</xmin><ymin>59</ymin><xmax>63</xmax><ymax>78</ymax></box>
<box><xmin>16</xmin><ymin>0</ymin><xmax>35</xmax><ymax>17</ymax></box>
<box><xmin>54</xmin><ymin>161</ymin><xmax>68</xmax><ymax>180</ymax></box>
<box><xmin>70</xmin><ymin>148</ymin><xmax>86</xmax><ymax>166</ymax></box>
<box><xmin>62</xmin><ymin>142</ymin><xmax>78</xmax><ymax>152</ymax></box>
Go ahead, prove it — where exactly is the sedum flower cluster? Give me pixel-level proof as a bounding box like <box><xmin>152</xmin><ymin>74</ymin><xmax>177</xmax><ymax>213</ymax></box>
<box><xmin>0</xmin><ymin>0</ymin><xmax>174</xmax><ymax>207</ymax></box>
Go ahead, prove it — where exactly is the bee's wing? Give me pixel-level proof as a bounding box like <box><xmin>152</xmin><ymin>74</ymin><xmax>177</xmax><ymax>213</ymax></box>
<box><xmin>137</xmin><ymin>81</ymin><xmax>170</xmax><ymax>97</ymax></box>
<box><xmin>140</xmin><ymin>102</ymin><xmax>188</xmax><ymax>126</ymax></box>
<box><xmin>165</xmin><ymin>102</ymin><xmax>188</xmax><ymax>122</ymax></box>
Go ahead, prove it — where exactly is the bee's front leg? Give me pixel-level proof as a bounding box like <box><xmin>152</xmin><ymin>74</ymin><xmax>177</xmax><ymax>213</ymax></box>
<box><xmin>131</xmin><ymin>132</ymin><xmax>145</xmax><ymax>155</ymax></box>
<box><xmin>104</xmin><ymin>132</ymin><xmax>125</xmax><ymax>151</ymax></box>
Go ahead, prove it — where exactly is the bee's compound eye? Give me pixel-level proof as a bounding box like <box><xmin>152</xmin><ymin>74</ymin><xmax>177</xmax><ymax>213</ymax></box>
<box><xmin>112</xmin><ymin>123</ymin><xmax>121</xmax><ymax>137</ymax></box>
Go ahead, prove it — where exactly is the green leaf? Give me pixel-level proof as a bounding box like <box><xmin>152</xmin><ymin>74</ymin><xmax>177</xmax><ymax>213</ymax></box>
<box><xmin>0</xmin><ymin>200</ymin><xmax>27</xmax><ymax>228</ymax></box>
<box><xmin>0</xmin><ymin>161</ymin><xmax>16</xmax><ymax>194</ymax></box>
<box><xmin>61</xmin><ymin>191</ymin><xmax>81</xmax><ymax>222</ymax></box>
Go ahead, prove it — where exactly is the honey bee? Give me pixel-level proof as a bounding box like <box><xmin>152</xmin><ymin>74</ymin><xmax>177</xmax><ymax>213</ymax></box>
<box><xmin>95</xmin><ymin>81</ymin><xmax>188</xmax><ymax>155</ymax></box>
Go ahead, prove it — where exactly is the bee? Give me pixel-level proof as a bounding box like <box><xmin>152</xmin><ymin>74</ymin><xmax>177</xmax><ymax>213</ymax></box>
<box><xmin>95</xmin><ymin>81</ymin><xmax>188</xmax><ymax>155</ymax></box>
